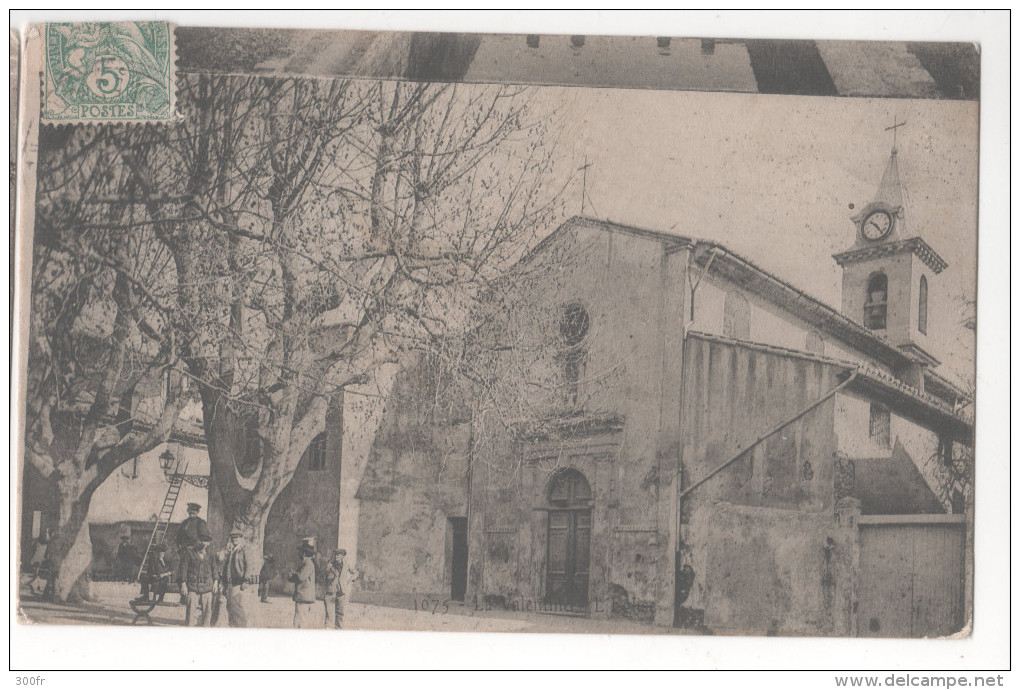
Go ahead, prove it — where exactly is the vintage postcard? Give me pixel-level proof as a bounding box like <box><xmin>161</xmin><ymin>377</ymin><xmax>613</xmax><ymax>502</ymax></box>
<box><xmin>11</xmin><ymin>12</ymin><xmax>1003</xmax><ymax>672</ymax></box>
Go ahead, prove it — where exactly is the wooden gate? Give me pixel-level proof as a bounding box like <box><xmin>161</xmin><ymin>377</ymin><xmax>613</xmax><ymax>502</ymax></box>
<box><xmin>856</xmin><ymin>515</ymin><xmax>966</xmax><ymax>638</ymax></box>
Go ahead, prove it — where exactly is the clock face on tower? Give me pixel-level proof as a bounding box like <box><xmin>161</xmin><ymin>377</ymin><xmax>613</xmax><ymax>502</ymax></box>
<box><xmin>861</xmin><ymin>210</ymin><xmax>894</xmax><ymax>241</ymax></box>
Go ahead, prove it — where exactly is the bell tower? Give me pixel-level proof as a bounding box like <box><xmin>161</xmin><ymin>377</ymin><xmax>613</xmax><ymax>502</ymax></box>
<box><xmin>833</xmin><ymin>124</ymin><xmax>947</xmax><ymax>378</ymax></box>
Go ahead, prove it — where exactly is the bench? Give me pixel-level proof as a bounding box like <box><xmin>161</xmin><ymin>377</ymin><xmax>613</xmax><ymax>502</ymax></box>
<box><xmin>129</xmin><ymin>597</ymin><xmax>183</xmax><ymax>626</ymax></box>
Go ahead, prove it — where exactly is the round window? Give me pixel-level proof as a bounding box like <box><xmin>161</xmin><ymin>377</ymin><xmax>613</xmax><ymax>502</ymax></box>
<box><xmin>560</xmin><ymin>304</ymin><xmax>590</xmax><ymax>346</ymax></box>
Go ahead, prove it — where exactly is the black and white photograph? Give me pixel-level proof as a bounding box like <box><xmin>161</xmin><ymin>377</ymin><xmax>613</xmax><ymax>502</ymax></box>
<box><xmin>9</xmin><ymin>10</ymin><xmax>1009</xmax><ymax>676</ymax></box>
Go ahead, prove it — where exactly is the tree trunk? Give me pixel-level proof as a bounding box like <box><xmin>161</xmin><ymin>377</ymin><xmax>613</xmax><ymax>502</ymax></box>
<box><xmin>46</xmin><ymin>481</ymin><xmax>96</xmax><ymax>603</ymax></box>
<box><xmin>243</xmin><ymin>508</ymin><xmax>269</xmax><ymax>582</ymax></box>
<box><xmin>201</xmin><ymin>381</ymin><xmax>328</xmax><ymax>548</ymax></box>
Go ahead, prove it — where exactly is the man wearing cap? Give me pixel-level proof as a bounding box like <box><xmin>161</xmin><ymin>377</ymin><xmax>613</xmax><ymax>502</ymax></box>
<box><xmin>140</xmin><ymin>544</ymin><xmax>172</xmax><ymax>602</ymax></box>
<box><xmin>288</xmin><ymin>537</ymin><xmax>318</xmax><ymax>628</ymax></box>
<box><xmin>176</xmin><ymin>503</ymin><xmax>211</xmax><ymax>551</ymax></box>
<box><xmin>324</xmin><ymin>548</ymin><xmax>357</xmax><ymax>629</ymax></box>
<box><xmin>178</xmin><ymin>534</ymin><xmax>216</xmax><ymax>626</ymax></box>
<box><xmin>221</xmin><ymin>526</ymin><xmax>254</xmax><ymax>627</ymax></box>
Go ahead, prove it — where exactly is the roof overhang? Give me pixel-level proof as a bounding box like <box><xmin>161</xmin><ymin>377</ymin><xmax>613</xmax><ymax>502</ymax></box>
<box><xmin>924</xmin><ymin>369</ymin><xmax>972</xmax><ymax>404</ymax></box>
<box><xmin>848</xmin><ymin>370</ymin><xmax>972</xmax><ymax>445</ymax></box>
<box><xmin>832</xmin><ymin>237</ymin><xmax>948</xmax><ymax>274</ymax></box>
<box><xmin>898</xmin><ymin>342</ymin><xmax>941</xmax><ymax>368</ymax></box>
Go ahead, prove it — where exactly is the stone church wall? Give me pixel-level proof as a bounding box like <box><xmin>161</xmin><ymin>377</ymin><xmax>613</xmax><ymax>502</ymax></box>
<box><xmin>354</xmin><ymin>370</ymin><xmax>470</xmax><ymax>600</ymax></box>
<box><xmin>693</xmin><ymin>274</ymin><xmax>890</xmax><ymax>373</ymax></box>
<box><xmin>352</xmin><ymin>222</ymin><xmax>689</xmax><ymax>619</ymax></box>
<box><xmin>343</xmin><ymin>219</ymin><xmax>957</xmax><ymax>631</ymax></box>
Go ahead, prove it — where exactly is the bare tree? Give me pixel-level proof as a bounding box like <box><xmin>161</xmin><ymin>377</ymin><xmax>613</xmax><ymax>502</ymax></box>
<box><xmin>24</xmin><ymin>125</ymin><xmax>188</xmax><ymax>602</ymax></box>
<box><xmin>25</xmin><ymin>71</ymin><xmax>568</xmax><ymax>595</ymax></box>
<box><xmin>124</xmin><ymin>76</ymin><xmax>567</xmax><ymax>560</ymax></box>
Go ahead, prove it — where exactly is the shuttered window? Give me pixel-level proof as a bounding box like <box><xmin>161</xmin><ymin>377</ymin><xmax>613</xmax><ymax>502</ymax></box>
<box><xmin>869</xmin><ymin>403</ymin><xmax>891</xmax><ymax>448</ymax></box>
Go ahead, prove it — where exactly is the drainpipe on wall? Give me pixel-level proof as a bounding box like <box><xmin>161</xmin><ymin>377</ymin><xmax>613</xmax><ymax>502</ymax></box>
<box><xmin>668</xmin><ymin>244</ymin><xmax>714</xmax><ymax>627</ymax></box>
<box><xmin>685</xmin><ymin>246</ymin><xmax>717</xmax><ymax>326</ymax></box>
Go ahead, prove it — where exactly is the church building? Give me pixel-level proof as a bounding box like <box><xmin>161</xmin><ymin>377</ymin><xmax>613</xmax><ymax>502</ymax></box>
<box><xmin>343</xmin><ymin>143</ymin><xmax>973</xmax><ymax>637</ymax></box>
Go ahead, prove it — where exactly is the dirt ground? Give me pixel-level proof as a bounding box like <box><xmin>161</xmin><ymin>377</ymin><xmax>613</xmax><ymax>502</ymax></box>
<box><xmin>16</xmin><ymin>580</ymin><xmax>690</xmax><ymax>635</ymax></box>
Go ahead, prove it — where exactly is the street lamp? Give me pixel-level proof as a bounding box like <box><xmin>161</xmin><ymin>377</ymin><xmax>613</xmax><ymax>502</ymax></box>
<box><xmin>159</xmin><ymin>448</ymin><xmax>175</xmax><ymax>473</ymax></box>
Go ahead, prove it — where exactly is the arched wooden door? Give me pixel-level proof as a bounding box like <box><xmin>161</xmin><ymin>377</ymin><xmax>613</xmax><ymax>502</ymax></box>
<box><xmin>545</xmin><ymin>469</ymin><xmax>592</xmax><ymax>609</ymax></box>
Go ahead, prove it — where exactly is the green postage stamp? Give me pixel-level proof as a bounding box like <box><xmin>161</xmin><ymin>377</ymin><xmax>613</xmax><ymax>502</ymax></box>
<box><xmin>42</xmin><ymin>21</ymin><xmax>175</xmax><ymax>124</ymax></box>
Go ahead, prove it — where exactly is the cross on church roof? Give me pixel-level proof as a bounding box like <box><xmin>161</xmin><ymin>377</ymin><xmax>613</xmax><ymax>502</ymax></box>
<box><xmin>578</xmin><ymin>155</ymin><xmax>594</xmax><ymax>215</ymax></box>
<box><xmin>885</xmin><ymin>117</ymin><xmax>907</xmax><ymax>152</ymax></box>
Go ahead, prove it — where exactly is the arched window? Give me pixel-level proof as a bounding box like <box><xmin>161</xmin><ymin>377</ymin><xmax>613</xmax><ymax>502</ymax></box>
<box><xmin>560</xmin><ymin>304</ymin><xmax>590</xmax><ymax>406</ymax></box>
<box><xmin>918</xmin><ymin>275</ymin><xmax>928</xmax><ymax>335</ymax></box>
<box><xmin>864</xmin><ymin>273</ymin><xmax>888</xmax><ymax>330</ymax></box>
<box><xmin>805</xmin><ymin>330</ymin><xmax>825</xmax><ymax>355</ymax></box>
<box><xmin>547</xmin><ymin>468</ymin><xmax>593</xmax><ymax>506</ymax></box>
<box><xmin>303</xmin><ymin>433</ymin><xmax>328</xmax><ymax>472</ymax></box>
<box><xmin>560</xmin><ymin>304</ymin><xmax>590</xmax><ymax>345</ymax></box>
<box><xmin>723</xmin><ymin>290</ymin><xmax>750</xmax><ymax>339</ymax></box>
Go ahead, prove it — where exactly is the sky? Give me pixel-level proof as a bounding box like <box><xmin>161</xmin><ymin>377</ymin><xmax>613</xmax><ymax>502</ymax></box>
<box><xmin>535</xmin><ymin>87</ymin><xmax>979</xmax><ymax>384</ymax></box>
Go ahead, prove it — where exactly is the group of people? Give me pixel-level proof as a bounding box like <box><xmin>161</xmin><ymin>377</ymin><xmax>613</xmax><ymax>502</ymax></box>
<box><xmin>169</xmin><ymin>503</ymin><xmax>356</xmax><ymax>629</ymax></box>
<box><xmin>172</xmin><ymin>503</ymin><xmax>256</xmax><ymax>627</ymax></box>
<box><xmin>289</xmin><ymin>537</ymin><xmax>356</xmax><ymax>629</ymax></box>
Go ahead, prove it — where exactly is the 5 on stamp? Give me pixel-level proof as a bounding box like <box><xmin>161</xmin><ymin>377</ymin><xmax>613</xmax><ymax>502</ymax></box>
<box><xmin>43</xmin><ymin>21</ymin><xmax>175</xmax><ymax>124</ymax></box>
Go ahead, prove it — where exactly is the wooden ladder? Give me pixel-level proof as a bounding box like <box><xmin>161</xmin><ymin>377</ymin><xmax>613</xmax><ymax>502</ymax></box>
<box><xmin>136</xmin><ymin>460</ymin><xmax>188</xmax><ymax>582</ymax></box>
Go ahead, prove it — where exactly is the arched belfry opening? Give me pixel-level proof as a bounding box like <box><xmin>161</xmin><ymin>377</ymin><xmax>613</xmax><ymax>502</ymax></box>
<box><xmin>545</xmin><ymin>469</ymin><xmax>592</xmax><ymax>608</ymax></box>
<box><xmin>864</xmin><ymin>272</ymin><xmax>888</xmax><ymax>330</ymax></box>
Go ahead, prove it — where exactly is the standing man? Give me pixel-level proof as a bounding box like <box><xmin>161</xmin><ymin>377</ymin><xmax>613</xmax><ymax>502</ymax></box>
<box><xmin>258</xmin><ymin>553</ymin><xmax>274</xmax><ymax>603</ymax></box>
<box><xmin>324</xmin><ymin>548</ymin><xmax>356</xmax><ymax>629</ymax></box>
<box><xmin>114</xmin><ymin>535</ymin><xmax>139</xmax><ymax>582</ymax></box>
<box><xmin>178</xmin><ymin>533</ymin><xmax>216</xmax><ymax>626</ymax></box>
<box><xmin>288</xmin><ymin>537</ymin><xmax>318</xmax><ymax>629</ymax></box>
<box><xmin>176</xmin><ymin>503</ymin><xmax>211</xmax><ymax>551</ymax></box>
<box><xmin>221</xmin><ymin>526</ymin><xmax>254</xmax><ymax>627</ymax></box>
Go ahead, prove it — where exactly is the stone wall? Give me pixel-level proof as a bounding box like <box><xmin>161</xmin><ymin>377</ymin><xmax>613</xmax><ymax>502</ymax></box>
<box><xmin>355</xmin><ymin>369</ymin><xmax>470</xmax><ymax>599</ymax></box>
<box><xmin>692</xmin><ymin>500</ymin><xmax>857</xmax><ymax>636</ymax></box>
